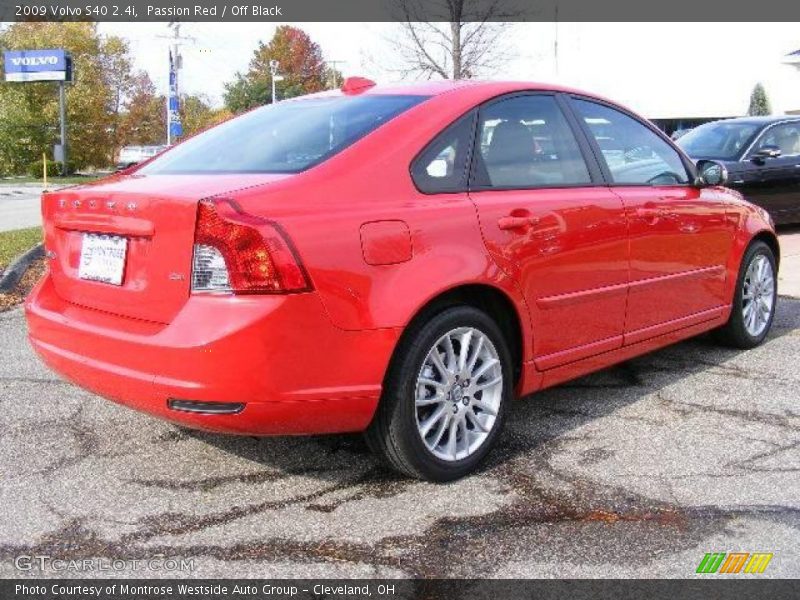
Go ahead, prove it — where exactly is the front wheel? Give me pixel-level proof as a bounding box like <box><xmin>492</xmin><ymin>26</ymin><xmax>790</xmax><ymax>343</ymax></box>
<box><xmin>366</xmin><ymin>306</ymin><xmax>512</xmax><ymax>482</ymax></box>
<box><xmin>715</xmin><ymin>240</ymin><xmax>777</xmax><ymax>348</ymax></box>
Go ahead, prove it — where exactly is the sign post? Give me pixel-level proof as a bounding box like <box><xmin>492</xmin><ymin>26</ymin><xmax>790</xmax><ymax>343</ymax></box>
<box><xmin>59</xmin><ymin>81</ymin><xmax>68</xmax><ymax>174</ymax></box>
<box><xmin>3</xmin><ymin>49</ymin><xmax>72</xmax><ymax>174</ymax></box>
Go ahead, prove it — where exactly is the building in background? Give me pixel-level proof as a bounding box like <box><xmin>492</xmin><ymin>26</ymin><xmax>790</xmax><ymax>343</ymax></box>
<box><xmin>650</xmin><ymin>116</ymin><xmax>737</xmax><ymax>138</ymax></box>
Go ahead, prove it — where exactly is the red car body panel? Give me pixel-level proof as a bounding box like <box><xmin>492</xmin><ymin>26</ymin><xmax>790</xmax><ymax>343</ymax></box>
<box><xmin>27</xmin><ymin>275</ymin><xmax>399</xmax><ymax>434</ymax></box>
<box><xmin>470</xmin><ymin>186</ymin><xmax>629</xmax><ymax>368</ymax></box>
<box><xmin>42</xmin><ymin>173</ymin><xmax>291</xmax><ymax>323</ymax></box>
<box><xmin>24</xmin><ymin>80</ymin><xmax>777</xmax><ymax>436</ymax></box>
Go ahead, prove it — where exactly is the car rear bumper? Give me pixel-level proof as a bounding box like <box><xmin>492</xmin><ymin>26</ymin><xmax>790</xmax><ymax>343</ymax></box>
<box><xmin>25</xmin><ymin>275</ymin><xmax>400</xmax><ymax>435</ymax></box>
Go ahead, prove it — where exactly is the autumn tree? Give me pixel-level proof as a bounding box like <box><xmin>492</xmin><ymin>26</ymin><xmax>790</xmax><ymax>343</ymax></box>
<box><xmin>223</xmin><ymin>26</ymin><xmax>340</xmax><ymax>113</ymax></box>
<box><xmin>117</xmin><ymin>71</ymin><xmax>165</xmax><ymax>146</ymax></box>
<box><xmin>387</xmin><ymin>0</ymin><xmax>515</xmax><ymax>79</ymax></box>
<box><xmin>747</xmin><ymin>83</ymin><xmax>772</xmax><ymax>116</ymax></box>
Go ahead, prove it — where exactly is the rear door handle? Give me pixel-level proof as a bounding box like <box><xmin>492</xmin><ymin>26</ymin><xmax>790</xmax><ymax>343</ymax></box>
<box><xmin>498</xmin><ymin>215</ymin><xmax>539</xmax><ymax>230</ymax></box>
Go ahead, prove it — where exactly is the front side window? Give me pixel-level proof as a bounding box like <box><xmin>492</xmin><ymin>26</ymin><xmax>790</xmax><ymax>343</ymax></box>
<box><xmin>473</xmin><ymin>95</ymin><xmax>591</xmax><ymax>189</ymax></box>
<box><xmin>751</xmin><ymin>122</ymin><xmax>800</xmax><ymax>157</ymax></box>
<box><xmin>140</xmin><ymin>95</ymin><xmax>428</xmax><ymax>175</ymax></box>
<box><xmin>574</xmin><ymin>99</ymin><xmax>689</xmax><ymax>185</ymax></box>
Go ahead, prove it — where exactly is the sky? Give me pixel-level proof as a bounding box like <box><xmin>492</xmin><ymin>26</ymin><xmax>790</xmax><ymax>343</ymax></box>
<box><xmin>98</xmin><ymin>22</ymin><xmax>800</xmax><ymax>119</ymax></box>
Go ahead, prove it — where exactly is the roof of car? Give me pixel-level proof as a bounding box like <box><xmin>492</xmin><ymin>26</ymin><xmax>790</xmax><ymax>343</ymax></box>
<box><xmin>296</xmin><ymin>78</ymin><xmax>598</xmax><ymax>102</ymax></box>
<box><xmin>296</xmin><ymin>79</ymin><xmax>634</xmax><ymax>119</ymax></box>
<box><xmin>357</xmin><ymin>79</ymin><xmax>592</xmax><ymax>97</ymax></box>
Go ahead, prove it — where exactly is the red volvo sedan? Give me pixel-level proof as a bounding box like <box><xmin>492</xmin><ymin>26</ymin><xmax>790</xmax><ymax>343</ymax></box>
<box><xmin>26</xmin><ymin>79</ymin><xmax>779</xmax><ymax>481</ymax></box>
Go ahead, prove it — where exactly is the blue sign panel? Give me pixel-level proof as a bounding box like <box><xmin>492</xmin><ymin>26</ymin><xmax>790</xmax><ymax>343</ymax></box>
<box><xmin>3</xmin><ymin>49</ymin><xmax>69</xmax><ymax>82</ymax></box>
<box><xmin>168</xmin><ymin>50</ymin><xmax>182</xmax><ymax>139</ymax></box>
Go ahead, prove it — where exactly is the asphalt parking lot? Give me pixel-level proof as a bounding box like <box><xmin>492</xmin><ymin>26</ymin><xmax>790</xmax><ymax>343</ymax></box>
<box><xmin>1</xmin><ymin>285</ymin><xmax>799</xmax><ymax>579</ymax></box>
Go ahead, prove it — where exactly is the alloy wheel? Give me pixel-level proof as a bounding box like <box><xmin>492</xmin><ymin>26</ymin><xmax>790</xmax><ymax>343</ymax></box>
<box><xmin>414</xmin><ymin>326</ymin><xmax>504</xmax><ymax>462</ymax></box>
<box><xmin>742</xmin><ymin>254</ymin><xmax>775</xmax><ymax>337</ymax></box>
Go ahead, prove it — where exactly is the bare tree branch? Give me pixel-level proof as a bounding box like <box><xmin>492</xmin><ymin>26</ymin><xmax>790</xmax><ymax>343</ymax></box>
<box><xmin>384</xmin><ymin>0</ymin><xmax>522</xmax><ymax>80</ymax></box>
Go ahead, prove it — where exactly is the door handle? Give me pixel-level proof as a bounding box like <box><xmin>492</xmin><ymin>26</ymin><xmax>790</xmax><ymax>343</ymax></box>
<box><xmin>498</xmin><ymin>215</ymin><xmax>540</xmax><ymax>230</ymax></box>
<box><xmin>635</xmin><ymin>207</ymin><xmax>675</xmax><ymax>219</ymax></box>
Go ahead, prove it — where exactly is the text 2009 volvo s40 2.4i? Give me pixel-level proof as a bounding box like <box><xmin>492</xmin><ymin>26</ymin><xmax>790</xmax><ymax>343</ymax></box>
<box><xmin>26</xmin><ymin>78</ymin><xmax>779</xmax><ymax>481</ymax></box>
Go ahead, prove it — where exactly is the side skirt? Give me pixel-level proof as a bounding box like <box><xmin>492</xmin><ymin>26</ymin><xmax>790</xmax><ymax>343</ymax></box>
<box><xmin>518</xmin><ymin>308</ymin><xmax>729</xmax><ymax>395</ymax></box>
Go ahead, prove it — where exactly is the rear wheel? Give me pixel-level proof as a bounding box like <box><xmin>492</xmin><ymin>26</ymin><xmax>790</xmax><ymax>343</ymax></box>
<box><xmin>715</xmin><ymin>240</ymin><xmax>777</xmax><ymax>348</ymax></box>
<box><xmin>366</xmin><ymin>306</ymin><xmax>512</xmax><ymax>482</ymax></box>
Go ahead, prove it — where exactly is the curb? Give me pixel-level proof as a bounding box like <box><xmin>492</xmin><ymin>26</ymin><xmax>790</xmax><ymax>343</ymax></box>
<box><xmin>0</xmin><ymin>243</ymin><xmax>44</xmax><ymax>293</ymax></box>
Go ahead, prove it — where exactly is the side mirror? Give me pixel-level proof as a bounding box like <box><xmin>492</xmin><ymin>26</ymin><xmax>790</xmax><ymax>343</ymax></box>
<box><xmin>752</xmin><ymin>145</ymin><xmax>781</xmax><ymax>163</ymax></box>
<box><xmin>696</xmin><ymin>160</ymin><xmax>728</xmax><ymax>187</ymax></box>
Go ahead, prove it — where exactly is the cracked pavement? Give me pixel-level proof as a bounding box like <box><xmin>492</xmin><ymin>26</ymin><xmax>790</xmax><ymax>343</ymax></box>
<box><xmin>0</xmin><ymin>298</ymin><xmax>798</xmax><ymax>579</ymax></box>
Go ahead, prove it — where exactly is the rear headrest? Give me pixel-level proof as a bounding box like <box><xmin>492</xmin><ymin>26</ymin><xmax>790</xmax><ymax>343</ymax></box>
<box><xmin>486</xmin><ymin>121</ymin><xmax>533</xmax><ymax>164</ymax></box>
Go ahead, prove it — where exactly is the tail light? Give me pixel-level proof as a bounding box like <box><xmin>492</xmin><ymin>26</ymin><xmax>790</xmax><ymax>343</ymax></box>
<box><xmin>191</xmin><ymin>198</ymin><xmax>312</xmax><ymax>294</ymax></box>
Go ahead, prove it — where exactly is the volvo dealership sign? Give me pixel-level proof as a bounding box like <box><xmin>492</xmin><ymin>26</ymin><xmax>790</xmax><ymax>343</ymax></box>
<box><xmin>3</xmin><ymin>49</ymin><xmax>72</xmax><ymax>82</ymax></box>
<box><xmin>3</xmin><ymin>48</ymin><xmax>74</xmax><ymax>173</ymax></box>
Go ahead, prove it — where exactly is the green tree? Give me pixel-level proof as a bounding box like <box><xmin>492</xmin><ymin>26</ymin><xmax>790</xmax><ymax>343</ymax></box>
<box><xmin>179</xmin><ymin>94</ymin><xmax>231</xmax><ymax>137</ymax></box>
<box><xmin>223</xmin><ymin>26</ymin><xmax>340</xmax><ymax>113</ymax></box>
<box><xmin>748</xmin><ymin>83</ymin><xmax>772</xmax><ymax>116</ymax></box>
<box><xmin>101</xmin><ymin>35</ymin><xmax>136</xmax><ymax>155</ymax></box>
<box><xmin>0</xmin><ymin>22</ymin><xmax>136</xmax><ymax>173</ymax></box>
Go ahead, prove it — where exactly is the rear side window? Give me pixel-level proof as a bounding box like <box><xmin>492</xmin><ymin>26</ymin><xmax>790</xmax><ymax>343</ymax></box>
<box><xmin>411</xmin><ymin>111</ymin><xmax>476</xmax><ymax>193</ymax></box>
<box><xmin>140</xmin><ymin>95</ymin><xmax>428</xmax><ymax>175</ymax></box>
<box><xmin>473</xmin><ymin>95</ymin><xmax>591</xmax><ymax>189</ymax></box>
<box><xmin>573</xmin><ymin>99</ymin><xmax>689</xmax><ymax>185</ymax></box>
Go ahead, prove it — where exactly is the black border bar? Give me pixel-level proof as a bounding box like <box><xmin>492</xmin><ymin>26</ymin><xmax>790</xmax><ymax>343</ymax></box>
<box><xmin>2</xmin><ymin>0</ymin><xmax>800</xmax><ymax>22</ymax></box>
<box><xmin>2</xmin><ymin>579</ymin><xmax>799</xmax><ymax>600</ymax></box>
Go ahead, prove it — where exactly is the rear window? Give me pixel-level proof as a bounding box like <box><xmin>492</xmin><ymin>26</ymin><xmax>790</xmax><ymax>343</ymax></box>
<box><xmin>140</xmin><ymin>95</ymin><xmax>428</xmax><ymax>175</ymax></box>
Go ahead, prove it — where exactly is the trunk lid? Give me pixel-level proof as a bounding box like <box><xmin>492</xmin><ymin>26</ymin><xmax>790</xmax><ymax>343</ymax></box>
<box><xmin>42</xmin><ymin>173</ymin><xmax>289</xmax><ymax>323</ymax></box>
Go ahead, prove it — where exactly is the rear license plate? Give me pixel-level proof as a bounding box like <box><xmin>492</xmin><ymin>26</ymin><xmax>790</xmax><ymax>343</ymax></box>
<box><xmin>78</xmin><ymin>233</ymin><xmax>128</xmax><ymax>286</ymax></box>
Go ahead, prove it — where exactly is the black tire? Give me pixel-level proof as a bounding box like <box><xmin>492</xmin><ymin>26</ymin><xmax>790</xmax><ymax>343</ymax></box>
<box><xmin>365</xmin><ymin>306</ymin><xmax>513</xmax><ymax>482</ymax></box>
<box><xmin>715</xmin><ymin>240</ymin><xmax>777</xmax><ymax>349</ymax></box>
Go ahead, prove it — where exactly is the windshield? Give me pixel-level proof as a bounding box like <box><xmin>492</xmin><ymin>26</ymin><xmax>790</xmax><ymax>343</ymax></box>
<box><xmin>140</xmin><ymin>94</ymin><xmax>428</xmax><ymax>174</ymax></box>
<box><xmin>677</xmin><ymin>121</ymin><xmax>761</xmax><ymax>160</ymax></box>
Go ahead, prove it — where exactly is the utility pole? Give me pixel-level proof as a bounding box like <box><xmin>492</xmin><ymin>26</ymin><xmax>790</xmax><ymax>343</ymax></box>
<box><xmin>553</xmin><ymin>1</ymin><xmax>559</xmax><ymax>77</ymax></box>
<box><xmin>158</xmin><ymin>23</ymin><xmax>194</xmax><ymax>144</ymax></box>
<box><xmin>326</xmin><ymin>60</ymin><xmax>345</xmax><ymax>89</ymax></box>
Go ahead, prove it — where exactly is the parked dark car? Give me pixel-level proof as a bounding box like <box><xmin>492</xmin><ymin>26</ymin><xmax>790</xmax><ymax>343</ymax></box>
<box><xmin>677</xmin><ymin>116</ymin><xmax>800</xmax><ymax>225</ymax></box>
